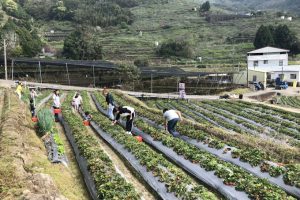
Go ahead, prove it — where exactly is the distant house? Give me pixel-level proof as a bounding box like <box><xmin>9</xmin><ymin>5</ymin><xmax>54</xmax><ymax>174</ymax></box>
<box><xmin>247</xmin><ymin>46</ymin><xmax>289</xmax><ymax>69</ymax></box>
<box><xmin>233</xmin><ymin>46</ymin><xmax>300</xmax><ymax>86</ymax></box>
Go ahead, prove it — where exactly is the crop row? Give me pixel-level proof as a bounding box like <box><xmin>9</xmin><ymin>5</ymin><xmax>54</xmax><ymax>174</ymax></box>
<box><xmin>167</xmin><ymin>100</ymin><xmax>251</xmax><ymax>135</ymax></box>
<box><xmin>134</xmin><ymin>118</ymin><xmax>297</xmax><ymax>199</ymax></box>
<box><xmin>61</xmin><ymin>93</ymin><xmax>140</xmax><ymax>200</ymax></box>
<box><xmin>277</xmin><ymin>96</ymin><xmax>300</xmax><ymax>109</ymax></box>
<box><xmin>188</xmin><ymin>101</ymin><xmax>264</xmax><ymax>133</ymax></box>
<box><xmin>233</xmin><ymin>101</ymin><xmax>300</xmax><ymax>124</ymax></box>
<box><xmin>88</xmin><ymin>92</ymin><xmax>220</xmax><ymax>199</ymax></box>
<box><xmin>200</xmin><ymin>100</ymin><xmax>300</xmax><ymax>141</ymax></box>
<box><xmin>112</xmin><ymin>92</ymin><xmax>299</xmax><ymax>163</ymax></box>
<box><xmin>105</xmin><ymin>93</ymin><xmax>300</xmax><ymax>194</ymax></box>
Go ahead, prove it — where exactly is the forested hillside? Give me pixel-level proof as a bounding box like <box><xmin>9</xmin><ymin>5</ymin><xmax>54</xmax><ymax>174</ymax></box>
<box><xmin>0</xmin><ymin>0</ymin><xmax>299</xmax><ymax>66</ymax></box>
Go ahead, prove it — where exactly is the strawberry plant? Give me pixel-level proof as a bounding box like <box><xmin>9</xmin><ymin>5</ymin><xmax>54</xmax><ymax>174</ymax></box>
<box><xmin>88</xmin><ymin>92</ymin><xmax>219</xmax><ymax>199</ymax></box>
<box><xmin>109</xmin><ymin>91</ymin><xmax>300</xmax><ymax>191</ymax></box>
<box><xmin>269</xmin><ymin>166</ymin><xmax>285</xmax><ymax>177</ymax></box>
<box><xmin>61</xmin><ymin>94</ymin><xmax>140</xmax><ymax>200</ymax></box>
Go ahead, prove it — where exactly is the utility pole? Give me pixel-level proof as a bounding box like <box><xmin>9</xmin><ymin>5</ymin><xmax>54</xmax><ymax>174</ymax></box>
<box><xmin>150</xmin><ymin>73</ymin><xmax>153</xmax><ymax>93</ymax></box>
<box><xmin>66</xmin><ymin>63</ymin><xmax>70</xmax><ymax>85</ymax></box>
<box><xmin>92</xmin><ymin>65</ymin><xmax>96</xmax><ymax>87</ymax></box>
<box><xmin>4</xmin><ymin>39</ymin><xmax>7</xmax><ymax>80</ymax></box>
<box><xmin>11</xmin><ymin>59</ymin><xmax>14</xmax><ymax>80</ymax></box>
<box><xmin>39</xmin><ymin>61</ymin><xmax>42</xmax><ymax>83</ymax></box>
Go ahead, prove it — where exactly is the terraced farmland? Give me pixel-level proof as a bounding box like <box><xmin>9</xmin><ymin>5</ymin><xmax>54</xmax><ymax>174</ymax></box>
<box><xmin>1</xmin><ymin>85</ymin><xmax>300</xmax><ymax>200</ymax></box>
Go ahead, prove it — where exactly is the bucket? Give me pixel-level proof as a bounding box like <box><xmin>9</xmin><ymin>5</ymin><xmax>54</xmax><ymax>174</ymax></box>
<box><xmin>54</xmin><ymin>109</ymin><xmax>61</xmax><ymax>114</ymax></box>
<box><xmin>83</xmin><ymin>120</ymin><xmax>90</xmax><ymax>126</ymax></box>
<box><xmin>135</xmin><ymin>136</ymin><xmax>143</xmax><ymax>142</ymax></box>
<box><xmin>32</xmin><ymin>117</ymin><xmax>38</xmax><ymax>122</ymax></box>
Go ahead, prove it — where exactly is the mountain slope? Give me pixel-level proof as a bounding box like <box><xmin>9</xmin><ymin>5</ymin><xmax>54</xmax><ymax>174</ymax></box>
<box><xmin>211</xmin><ymin>0</ymin><xmax>300</xmax><ymax>14</ymax></box>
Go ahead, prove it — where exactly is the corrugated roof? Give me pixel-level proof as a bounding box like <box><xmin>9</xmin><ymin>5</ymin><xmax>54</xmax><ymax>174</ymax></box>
<box><xmin>248</xmin><ymin>46</ymin><xmax>289</xmax><ymax>54</ymax></box>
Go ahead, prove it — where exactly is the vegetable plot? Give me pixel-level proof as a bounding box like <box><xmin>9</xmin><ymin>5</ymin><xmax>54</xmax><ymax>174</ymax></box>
<box><xmin>94</xmin><ymin>92</ymin><xmax>298</xmax><ymax>199</ymax></box>
<box><xmin>37</xmin><ymin>108</ymin><xmax>67</xmax><ymax>163</ymax></box>
<box><xmin>61</xmin><ymin>94</ymin><xmax>140</xmax><ymax>200</ymax></box>
<box><xmin>86</xmin><ymin>92</ymin><xmax>220</xmax><ymax>200</ymax></box>
<box><xmin>151</xmin><ymin>99</ymin><xmax>300</xmax><ymax>192</ymax></box>
<box><xmin>276</xmin><ymin>96</ymin><xmax>300</xmax><ymax>109</ymax></box>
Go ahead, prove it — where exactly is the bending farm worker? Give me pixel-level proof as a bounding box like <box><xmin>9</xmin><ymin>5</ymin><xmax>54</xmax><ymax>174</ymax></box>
<box><xmin>15</xmin><ymin>82</ymin><xmax>23</xmax><ymax>99</ymax></box>
<box><xmin>102</xmin><ymin>88</ymin><xmax>115</xmax><ymax>120</ymax></box>
<box><xmin>163</xmin><ymin>108</ymin><xmax>182</xmax><ymax>137</ymax></box>
<box><xmin>113</xmin><ymin>106</ymin><xmax>135</xmax><ymax>135</ymax></box>
<box><xmin>84</xmin><ymin>111</ymin><xmax>92</xmax><ymax>121</ymax></box>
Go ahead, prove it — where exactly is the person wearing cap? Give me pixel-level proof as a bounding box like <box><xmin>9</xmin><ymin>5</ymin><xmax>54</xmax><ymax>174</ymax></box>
<box><xmin>113</xmin><ymin>106</ymin><xmax>135</xmax><ymax>135</ymax></box>
<box><xmin>163</xmin><ymin>108</ymin><xmax>182</xmax><ymax>137</ymax></box>
<box><xmin>102</xmin><ymin>88</ymin><xmax>115</xmax><ymax>120</ymax></box>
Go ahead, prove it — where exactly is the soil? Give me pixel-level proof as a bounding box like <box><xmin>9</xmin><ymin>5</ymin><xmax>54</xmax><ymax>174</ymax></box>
<box><xmin>87</xmin><ymin>92</ymin><xmax>97</xmax><ymax>112</ymax></box>
<box><xmin>0</xmin><ymin>90</ymin><xmax>67</xmax><ymax>200</ymax></box>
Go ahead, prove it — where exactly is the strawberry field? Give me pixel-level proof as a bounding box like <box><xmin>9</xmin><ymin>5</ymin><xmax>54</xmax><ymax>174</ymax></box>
<box><xmin>8</xmin><ymin>86</ymin><xmax>299</xmax><ymax>200</ymax></box>
<box><xmin>276</xmin><ymin>96</ymin><xmax>300</xmax><ymax>109</ymax></box>
<box><xmin>50</xmin><ymin>89</ymin><xmax>298</xmax><ymax>200</ymax></box>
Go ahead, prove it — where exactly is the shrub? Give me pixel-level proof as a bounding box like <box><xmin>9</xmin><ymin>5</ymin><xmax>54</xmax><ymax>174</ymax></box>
<box><xmin>134</xmin><ymin>58</ymin><xmax>149</xmax><ymax>67</ymax></box>
<box><xmin>157</xmin><ymin>39</ymin><xmax>194</xmax><ymax>58</ymax></box>
<box><xmin>37</xmin><ymin>109</ymin><xmax>54</xmax><ymax>136</ymax></box>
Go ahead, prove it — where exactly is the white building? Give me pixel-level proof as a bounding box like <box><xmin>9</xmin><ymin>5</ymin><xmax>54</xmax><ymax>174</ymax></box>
<box><xmin>234</xmin><ymin>47</ymin><xmax>300</xmax><ymax>86</ymax></box>
<box><xmin>247</xmin><ymin>46</ymin><xmax>289</xmax><ymax>69</ymax></box>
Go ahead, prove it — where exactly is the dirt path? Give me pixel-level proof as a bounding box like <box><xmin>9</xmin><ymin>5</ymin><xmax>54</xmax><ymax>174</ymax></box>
<box><xmin>88</xmin><ymin>92</ymin><xmax>97</xmax><ymax>112</ymax></box>
<box><xmin>55</xmin><ymin>123</ymin><xmax>90</xmax><ymax>200</ymax></box>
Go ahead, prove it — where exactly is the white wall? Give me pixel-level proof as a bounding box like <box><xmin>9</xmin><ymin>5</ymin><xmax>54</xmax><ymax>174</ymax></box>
<box><xmin>270</xmin><ymin>71</ymin><xmax>300</xmax><ymax>82</ymax></box>
<box><xmin>247</xmin><ymin>54</ymin><xmax>288</xmax><ymax>68</ymax></box>
<box><xmin>233</xmin><ymin>70</ymin><xmax>267</xmax><ymax>86</ymax></box>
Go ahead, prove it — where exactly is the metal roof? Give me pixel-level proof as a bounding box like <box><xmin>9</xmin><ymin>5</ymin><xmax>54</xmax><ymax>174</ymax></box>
<box><xmin>248</xmin><ymin>46</ymin><xmax>289</xmax><ymax>54</ymax></box>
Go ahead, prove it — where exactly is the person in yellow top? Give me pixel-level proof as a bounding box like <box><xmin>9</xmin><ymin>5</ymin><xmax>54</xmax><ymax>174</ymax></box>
<box><xmin>15</xmin><ymin>82</ymin><xmax>23</xmax><ymax>99</ymax></box>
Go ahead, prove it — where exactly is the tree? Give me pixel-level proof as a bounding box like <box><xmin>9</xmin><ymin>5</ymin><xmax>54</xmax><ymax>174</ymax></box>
<box><xmin>200</xmin><ymin>1</ymin><xmax>210</xmax><ymax>12</ymax></box>
<box><xmin>157</xmin><ymin>39</ymin><xmax>194</xmax><ymax>58</ymax></box>
<box><xmin>253</xmin><ymin>25</ymin><xmax>274</xmax><ymax>49</ymax></box>
<box><xmin>274</xmin><ymin>25</ymin><xmax>297</xmax><ymax>50</ymax></box>
<box><xmin>118</xmin><ymin>64</ymin><xmax>141</xmax><ymax>89</ymax></box>
<box><xmin>63</xmin><ymin>29</ymin><xmax>103</xmax><ymax>60</ymax></box>
<box><xmin>0</xmin><ymin>19</ymin><xmax>42</xmax><ymax>57</ymax></box>
<box><xmin>253</xmin><ymin>24</ymin><xmax>300</xmax><ymax>55</ymax></box>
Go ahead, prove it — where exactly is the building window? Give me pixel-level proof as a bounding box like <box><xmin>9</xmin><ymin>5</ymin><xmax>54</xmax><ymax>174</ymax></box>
<box><xmin>253</xmin><ymin>75</ymin><xmax>257</xmax><ymax>82</ymax></box>
<box><xmin>279</xmin><ymin>60</ymin><xmax>283</xmax><ymax>66</ymax></box>
<box><xmin>264</xmin><ymin>60</ymin><xmax>268</xmax><ymax>64</ymax></box>
<box><xmin>254</xmin><ymin>61</ymin><xmax>258</xmax><ymax>67</ymax></box>
<box><xmin>290</xmin><ymin>74</ymin><xmax>297</xmax><ymax>79</ymax></box>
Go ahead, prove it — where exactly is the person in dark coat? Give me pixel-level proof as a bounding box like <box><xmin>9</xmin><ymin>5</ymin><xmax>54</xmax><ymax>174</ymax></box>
<box><xmin>102</xmin><ymin>88</ymin><xmax>115</xmax><ymax>120</ymax></box>
<box><xmin>113</xmin><ymin>106</ymin><xmax>135</xmax><ymax>135</ymax></box>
